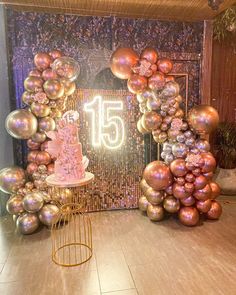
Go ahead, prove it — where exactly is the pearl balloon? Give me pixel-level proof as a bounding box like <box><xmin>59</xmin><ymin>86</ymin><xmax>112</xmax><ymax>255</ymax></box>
<box><xmin>38</xmin><ymin>204</ymin><xmax>60</xmax><ymax>227</ymax></box>
<box><xmin>178</xmin><ymin>207</ymin><xmax>199</xmax><ymax>226</ymax></box>
<box><xmin>16</xmin><ymin>213</ymin><xmax>40</xmax><ymax>235</ymax></box>
<box><xmin>138</xmin><ymin>195</ymin><xmax>150</xmax><ymax>212</ymax></box>
<box><xmin>147</xmin><ymin>204</ymin><xmax>164</xmax><ymax>221</ymax></box>
<box><xmin>0</xmin><ymin>167</ymin><xmax>26</xmax><ymax>194</ymax></box>
<box><xmin>6</xmin><ymin>195</ymin><xmax>24</xmax><ymax>215</ymax></box>
<box><xmin>23</xmin><ymin>192</ymin><xmax>44</xmax><ymax>213</ymax></box>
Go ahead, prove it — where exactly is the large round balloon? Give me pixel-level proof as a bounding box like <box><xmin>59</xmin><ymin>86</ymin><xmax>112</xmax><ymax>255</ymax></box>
<box><xmin>143</xmin><ymin>161</ymin><xmax>173</xmax><ymax>191</ymax></box>
<box><xmin>5</xmin><ymin>109</ymin><xmax>38</xmax><ymax>139</ymax></box>
<box><xmin>38</xmin><ymin>204</ymin><xmax>60</xmax><ymax>227</ymax></box>
<box><xmin>188</xmin><ymin>105</ymin><xmax>219</xmax><ymax>135</ymax></box>
<box><xmin>127</xmin><ymin>74</ymin><xmax>147</xmax><ymax>94</ymax></box>
<box><xmin>138</xmin><ymin>195</ymin><xmax>149</xmax><ymax>212</ymax></box>
<box><xmin>0</xmin><ymin>166</ymin><xmax>26</xmax><ymax>194</ymax></box>
<box><xmin>178</xmin><ymin>207</ymin><xmax>199</xmax><ymax>226</ymax></box>
<box><xmin>147</xmin><ymin>204</ymin><xmax>164</xmax><ymax>221</ymax></box>
<box><xmin>6</xmin><ymin>194</ymin><xmax>24</xmax><ymax>215</ymax></box>
<box><xmin>110</xmin><ymin>48</ymin><xmax>139</xmax><ymax>79</ymax></box>
<box><xmin>23</xmin><ymin>192</ymin><xmax>44</xmax><ymax>213</ymax></box>
<box><xmin>52</xmin><ymin>57</ymin><xmax>80</xmax><ymax>81</ymax></box>
<box><xmin>206</xmin><ymin>201</ymin><xmax>222</xmax><ymax>220</ymax></box>
<box><xmin>16</xmin><ymin>213</ymin><xmax>40</xmax><ymax>235</ymax></box>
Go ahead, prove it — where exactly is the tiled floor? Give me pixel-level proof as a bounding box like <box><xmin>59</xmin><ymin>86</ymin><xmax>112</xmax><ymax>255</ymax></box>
<box><xmin>0</xmin><ymin>196</ymin><xmax>236</xmax><ymax>295</ymax></box>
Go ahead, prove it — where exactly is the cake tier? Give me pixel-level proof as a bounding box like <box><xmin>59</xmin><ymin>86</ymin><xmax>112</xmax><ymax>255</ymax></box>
<box><xmin>54</xmin><ymin>161</ymin><xmax>85</xmax><ymax>181</ymax></box>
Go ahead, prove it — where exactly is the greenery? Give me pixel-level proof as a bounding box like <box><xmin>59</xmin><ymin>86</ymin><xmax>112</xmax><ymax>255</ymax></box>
<box><xmin>213</xmin><ymin>122</ymin><xmax>236</xmax><ymax>169</ymax></box>
<box><xmin>213</xmin><ymin>6</ymin><xmax>236</xmax><ymax>42</ymax></box>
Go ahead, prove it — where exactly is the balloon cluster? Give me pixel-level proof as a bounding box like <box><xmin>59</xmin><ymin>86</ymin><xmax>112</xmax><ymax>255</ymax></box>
<box><xmin>111</xmin><ymin>47</ymin><xmax>221</xmax><ymax>226</ymax></box>
<box><xmin>0</xmin><ymin>50</ymin><xmax>80</xmax><ymax>234</ymax></box>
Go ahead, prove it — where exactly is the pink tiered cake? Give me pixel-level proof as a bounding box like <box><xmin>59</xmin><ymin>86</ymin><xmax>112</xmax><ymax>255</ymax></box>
<box><xmin>46</xmin><ymin>111</ymin><xmax>89</xmax><ymax>182</ymax></box>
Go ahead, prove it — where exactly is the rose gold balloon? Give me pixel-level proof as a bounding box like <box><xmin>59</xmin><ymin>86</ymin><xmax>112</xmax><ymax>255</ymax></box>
<box><xmin>35</xmin><ymin>151</ymin><xmax>51</xmax><ymax>165</ymax></box>
<box><xmin>206</xmin><ymin>201</ymin><xmax>222</xmax><ymax>219</ymax></box>
<box><xmin>145</xmin><ymin>187</ymin><xmax>164</xmax><ymax>205</ymax></box>
<box><xmin>178</xmin><ymin>207</ymin><xmax>199</xmax><ymax>226</ymax></box>
<box><xmin>147</xmin><ymin>204</ymin><xmax>164</xmax><ymax>221</ymax></box>
<box><xmin>165</xmin><ymin>185</ymin><xmax>173</xmax><ymax>195</ymax></box>
<box><xmin>31</xmin><ymin>132</ymin><xmax>47</xmax><ymax>143</ymax></box>
<box><xmin>140</xmin><ymin>178</ymin><xmax>150</xmax><ymax>193</ymax></box>
<box><xmin>186</xmin><ymin>162</ymin><xmax>195</xmax><ymax>171</ymax></box>
<box><xmin>163</xmin><ymin>196</ymin><xmax>180</xmax><ymax>213</ymax></box>
<box><xmin>29</xmin><ymin>69</ymin><xmax>42</xmax><ymax>78</ymax></box>
<box><xmin>60</xmin><ymin>78</ymin><xmax>76</xmax><ymax>96</ymax></box>
<box><xmin>26</xmin><ymin>163</ymin><xmax>38</xmax><ymax>175</ymax></box>
<box><xmin>43</xmin><ymin>79</ymin><xmax>64</xmax><ymax>100</ymax></box>
<box><xmin>47</xmin><ymin>163</ymin><xmax>54</xmax><ymax>174</ymax></box>
<box><xmin>174</xmin><ymin>109</ymin><xmax>184</xmax><ymax>118</ymax></box>
<box><xmin>34</xmin><ymin>52</ymin><xmax>52</xmax><ymax>70</ymax></box>
<box><xmin>49</xmin><ymin>49</ymin><xmax>63</xmax><ymax>60</ymax></box>
<box><xmin>127</xmin><ymin>74</ymin><xmax>147</xmax><ymax>94</ymax></box>
<box><xmin>194</xmin><ymin>184</ymin><xmax>212</xmax><ymax>201</ymax></box>
<box><xmin>201</xmin><ymin>152</ymin><xmax>216</xmax><ymax>173</ymax></box>
<box><xmin>142</xmin><ymin>111</ymin><xmax>162</xmax><ymax>131</ymax></box>
<box><xmin>165</xmin><ymin>75</ymin><xmax>175</xmax><ymax>83</ymax></box>
<box><xmin>194</xmin><ymin>175</ymin><xmax>208</xmax><ymax>190</ymax></box>
<box><xmin>110</xmin><ymin>47</ymin><xmax>139</xmax><ymax>79</ymax></box>
<box><xmin>143</xmin><ymin>161</ymin><xmax>173</xmax><ymax>191</ymax></box>
<box><xmin>24</xmin><ymin>76</ymin><xmax>43</xmax><ymax>92</ymax></box>
<box><xmin>137</xmin><ymin>119</ymin><xmax>149</xmax><ymax>134</ymax></box>
<box><xmin>31</xmin><ymin>102</ymin><xmax>51</xmax><ymax>118</ymax></box>
<box><xmin>170</xmin><ymin>159</ymin><xmax>188</xmax><ymax>177</ymax></box>
<box><xmin>138</xmin><ymin>195</ymin><xmax>149</xmax><ymax>212</ymax></box>
<box><xmin>192</xmin><ymin>168</ymin><xmax>201</xmax><ymax>177</ymax></box>
<box><xmin>188</xmin><ymin>105</ymin><xmax>219</xmax><ymax>135</ymax></box>
<box><xmin>21</xmin><ymin>91</ymin><xmax>33</xmax><ymax>105</ymax></box>
<box><xmin>148</xmin><ymin>72</ymin><xmax>165</xmax><ymax>91</ymax></box>
<box><xmin>176</xmin><ymin>177</ymin><xmax>185</xmax><ymax>186</ymax></box>
<box><xmin>185</xmin><ymin>173</ymin><xmax>195</xmax><ymax>183</ymax></box>
<box><xmin>42</xmin><ymin>68</ymin><xmax>58</xmax><ymax>81</ymax></box>
<box><xmin>203</xmin><ymin>172</ymin><xmax>213</xmax><ymax>181</ymax></box>
<box><xmin>38</xmin><ymin>117</ymin><xmax>56</xmax><ymax>132</ymax></box>
<box><xmin>184</xmin><ymin>182</ymin><xmax>195</xmax><ymax>193</ymax></box>
<box><xmin>180</xmin><ymin>195</ymin><xmax>195</xmax><ymax>207</ymax></box>
<box><xmin>195</xmin><ymin>139</ymin><xmax>211</xmax><ymax>152</ymax></box>
<box><xmin>27</xmin><ymin>151</ymin><xmax>39</xmax><ymax>163</ymax></box>
<box><xmin>140</xmin><ymin>48</ymin><xmax>158</xmax><ymax>64</ymax></box>
<box><xmin>168</xmin><ymin>129</ymin><xmax>180</xmax><ymax>141</ymax></box>
<box><xmin>157</xmin><ymin>58</ymin><xmax>173</xmax><ymax>74</ymax></box>
<box><xmin>196</xmin><ymin>199</ymin><xmax>212</xmax><ymax>213</ymax></box>
<box><xmin>209</xmin><ymin>181</ymin><xmax>221</xmax><ymax>200</ymax></box>
<box><xmin>173</xmin><ymin>183</ymin><xmax>190</xmax><ymax>199</ymax></box>
<box><xmin>27</xmin><ymin>139</ymin><xmax>41</xmax><ymax>150</ymax></box>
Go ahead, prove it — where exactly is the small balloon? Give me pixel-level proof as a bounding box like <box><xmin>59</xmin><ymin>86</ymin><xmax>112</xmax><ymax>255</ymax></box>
<box><xmin>194</xmin><ymin>175</ymin><xmax>208</xmax><ymax>190</ymax></box>
<box><xmin>178</xmin><ymin>207</ymin><xmax>199</xmax><ymax>226</ymax></box>
<box><xmin>194</xmin><ymin>184</ymin><xmax>212</xmax><ymax>201</ymax></box>
<box><xmin>141</xmin><ymin>111</ymin><xmax>162</xmax><ymax>131</ymax></box>
<box><xmin>170</xmin><ymin>159</ymin><xmax>188</xmax><ymax>177</ymax></box>
<box><xmin>201</xmin><ymin>153</ymin><xmax>216</xmax><ymax>173</ymax></box>
<box><xmin>43</xmin><ymin>79</ymin><xmax>64</xmax><ymax>100</ymax></box>
<box><xmin>42</xmin><ymin>68</ymin><xmax>58</xmax><ymax>81</ymax></box>
<box><xmin>49</xmin><ymin>49</ymin><xmax>63</xmax><ymax>60</ymax></box>
<box><xmin>140</xmin><ymin>178</ymin><xmax>150</xmax><ymax>193</ymax></box>
<box><xmin>172</xmin><ymin>143</ymin><xmax>188</xmax><ymax>158</ymax></box>
<box><xmin>196</xmin><ymin>199</ymin><xmax>212</xmax><ymax>213</ymax></box>
<box><xmin>163</xmin><ymin>196</ymin><xmax>180</xmax><ymax>213</ymax></box>
<box><xmin>206</xmin><ymin>201</ymin><xmax>222</xmax><ymax>220</ymax></box>
<box><xmin>35</xmin><ymin>151</ymin><xmax>51</xmax><ymax>165</ymax></box>
<box><xmin>27</xmin><ymin>139</ymin><xmax>41</xmax><ymax>150</ymax></box>
<box><xmin>34</xmin><ymin>52</ymin><xmax>52</xmax><ymax>71</ymax></box>
<box><xmin>173</xmin><ymin>183</ymin><xmax>190</xmax><ymax>199</ymax></box>
<box><xmin>24</xmin><ymin>76</ymin><xmax>43</xmax><ymax>92</ymax></box>
<box><xmin>148</xmin><ymin>72</ymin><xmax>165</xmax><ymax>91</ymax></box>
<box><xmin>16</xmin><ymin>213</ymin><xmax>40</xmax><ymax>234</ymax></box>
<box><xmin>138</xmin><ymin>195</ymin><xmax>150</xmax><ymax>212</ymax></box>
<box><xmin>31</xmin><ymin>102</ymin><xmax>51</xmax><ymax>118</ymax></box>
<box><xmin>26</xmin><ymin>163</ymin><xmax>38</xmax><ymax>175</ymax></box>
<box><xmin>180</xmin><ymin>195</ymin><xmax>195</xmax><ymax>207</ymax></box>
<box><xmin>31</xmin><ymin>132</ymin><xmax>47</xmax><ymax>143</ymax></box>
<box><xmin>38</xmin><ymin>117</ymin><xmax>56</xmax><ymax>132</ymax></box>
<box><xmin>147</xmin><ymin>204</ymin><xmax>164</xmax><ymax>221</ymax></box>
<box><xmin>145</xmin><ymin>188</ymin><xmax>164</xmax><ymax>205</ymax></box>
<box><xmin>140</xmin><ymin>48</ymin><xmax>158</xmax><ymax>64</ymax></box>
<box><xmin>195</xmin><ymin>139</ymin><xmax>211</xmax><ymax>153</ymax></box>
<box><xmin>209</xmin><ymin>182</ymin><xmax>221</xmax><ymax>199</ymax></box>
<box><xmin>60</xmin><ymin>78</ymin><xmax>76</xmax><ymax>96</ymax></box>
<box><xmin>157</xmin><ymin>58</ymin><xmax>173</xmax><ymax>74</ymax></box>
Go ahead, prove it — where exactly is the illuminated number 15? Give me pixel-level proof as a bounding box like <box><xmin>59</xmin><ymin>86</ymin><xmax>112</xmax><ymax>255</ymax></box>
<box><xmin>84</xmin><ymin>96</ymin><xmax>125</xmax><ymax>149</ymax></box>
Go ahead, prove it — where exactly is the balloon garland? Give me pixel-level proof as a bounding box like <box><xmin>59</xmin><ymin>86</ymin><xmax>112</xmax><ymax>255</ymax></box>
<box><xmin>110</xmin><ymin>47</ymin><xmax>222</xmax><ymax>226</ymax></box>
<box><xmin>0</xmin><ymin>50</ymin><xmax>80</xmax><ymax>234</ymax></box>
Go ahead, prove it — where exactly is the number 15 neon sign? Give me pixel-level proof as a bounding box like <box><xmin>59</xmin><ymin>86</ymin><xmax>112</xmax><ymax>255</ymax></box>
<box><xmin>84</xmin><ymin>96</ymin><xmax>125</xmax><ymax>149</ymax></box>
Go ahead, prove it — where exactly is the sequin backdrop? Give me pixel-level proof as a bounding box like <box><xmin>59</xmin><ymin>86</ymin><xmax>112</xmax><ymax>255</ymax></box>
<box><xmin>6</xmin><ymin>8</ymin><xmax>203</xmax><ymax>210</ymax></box>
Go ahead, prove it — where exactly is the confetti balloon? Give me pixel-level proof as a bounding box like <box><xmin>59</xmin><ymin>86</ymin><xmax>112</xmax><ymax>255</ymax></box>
<box><xmin>0</xmin><ymin>167</ymin><xmax>26</xmax><ymax>194</ymax></box>
<box><xmin>23</xmin><ymin>192</ymin><xmax>44</xmax><ymax>213</ymax></box>
<box><xmin>178</xmin><ymin>207</ymin><xmax>199</xmax><ymax>226</ymax></box>
<box><xmin>138</xmin><ymin>195</ymin><xmax>149</xmax><ymax>212</ymax></box>
<box><xmin>206</xmin><ymin>201</ymin><xmax>222</xmax><ymax>220</ymax></box>
<box><xmin>5</xmin><ymin>109</ymin><xmax>38</xmax><ymax>139</ymax></box>
<box><xmin>147</xmin><ymin>204</ymin><xmax>164</xmax><ymax>221</ymax></box>
<box><xmin>38</xmin><ymin>204</ymin><xmax>60</xmax><ymax>227</ymax></box>
<box><xmin>16</xmin><ymin>213</ymin><xmax>40</xmax><ymax>235</ymax></box>
<box><xmin>6</xmin><ymin>194</ymin><xmax>24</xmax><ymax>215</ymax></box>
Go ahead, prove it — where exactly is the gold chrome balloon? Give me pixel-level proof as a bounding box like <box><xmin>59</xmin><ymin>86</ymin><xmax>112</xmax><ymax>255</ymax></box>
<box><xmin>21</xmin><ymin>91</ymin><xmax>33</xmax><ymax>105</ymax></box>
<box><xmin>38</xmin><ymin>117</ymin><xmax>56</xmax><ymax>132</ymax></box>
<box><xmin>23</xmin><ymin>192</ymin><xmax>44</xmax><ymax>213</ymax></box>
<box><xmin>5</xmin><ymin>109</ymin><xmax>38</xmax><ymax>139</ymax></box>
<box><xmin>31</xmin><ymin>132</ymin><xmax>47</xmax><ymax>143</ymax></box>
<box><xmin>16</xmin><ymin>213</ymin><xmax>40</xmax><ymax>235</ymax></box>
<box><xmin>145</xmin><ymin>187</ymin><xmax>164</xmax><ymax>205</ymax></box>
<box><xmin>138</xmin><ymin>195</ymin><xmax>149</xmax><ymax>212</ymax></box>
<box><xmin>147</xmin><ymin>204</ymin><xmax>164</xmax><ymax>221</ymax></box>
<box><xmin>34</xmin><ymin>52</ymin><xmax>52</xmax><ymax>70</ymax></box>
<box><xmin>60</xmin><ymin>78</ymin><xmax>76</xmax><ymax>96</ymax></box>
<box><xmin>24</xmin><ymin>76</ymin><xmax>43</xmax><ymax>92</ymax></box>
<box><xmin>42</xmin><ymin>68</ymin><xmax>58</xmax><ymax>81</ymax></box>
<box><xmin>43</xmin><ymin>79</ymin><xmax>64</xmax><ymax>100</ymax></box>
<box><xmin>170</xmin><ymin>159</ymin><xmax>188</xmax><ymax>177</ymax></box>
<box><xmin>127</xmin><ymin>74</ymin><xmax>147</xmax><ymax>94</ymax></box>
<box><xmin>6</xmin><ymin>194</ymin><xmax>24</xmax><ymax>215</ymax></box>
<box><xmin>35</xmin><ymin>151</ymin><xmax>51</xmax><ymax>165</ymax></box>
<box><xmin>141</xmin><ymin>111</ymin><xmax>162</xmax><ymax>131</ymax></box>
<box><xmin>141</xmin><ymin>48</ymin><xmax>158</xmax><ymax>64</ymax></box>
<box><xmin>163</xmin><ymin>196</ymin><xmax>180</xmax><ymax>213</ymax></box>
<box><xmin>49</xmin><ymin>49</ymin><xmax>63</xmax><ymax>60</ymax></box>
<box><xmin>0</xmin><ymin>167</ymin><xmax>26</xmax><ymax>194</ymax></box>
<box><xmin>53</xmin><ymin>188</ymin><xmax>73</xmax><ymax>205</ymax></box>
<box><xmin>31</xmin><ymin>102</ymin><xmax>51</xmax><ymax>118</ymax></box>
<box><xmin>38</xmin><ymin>204</ymin><xmax>60</xmax><ymax>227</ymax></box>
<box><xmin>140</xmin><ymin>178</ymin><xmax>150</xmax><ymax>193</ymax></box>
<box><xmin>196</xmin><ymin>199</ymin><xmax>212</xmax><ymax>213</ymax></box>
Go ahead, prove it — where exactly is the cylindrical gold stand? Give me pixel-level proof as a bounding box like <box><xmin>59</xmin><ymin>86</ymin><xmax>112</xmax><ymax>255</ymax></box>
<box><xmin>46</xmin><ymin>172</ymin><xmax>94</xmax><ymax>267</ymax></box>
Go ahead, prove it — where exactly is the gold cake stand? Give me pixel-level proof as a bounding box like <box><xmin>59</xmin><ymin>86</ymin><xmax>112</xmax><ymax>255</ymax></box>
<box><xmin>46</xmin><ymin>172</ymin><xmax>94</xmax><ymax>267</ymax></box>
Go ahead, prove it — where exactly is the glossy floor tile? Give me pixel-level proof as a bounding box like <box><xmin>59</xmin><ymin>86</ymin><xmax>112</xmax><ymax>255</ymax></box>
<box><xmin>0</xmin><ymin>196</ymin><xmax>235</xmax><ymax>295</ymax></box>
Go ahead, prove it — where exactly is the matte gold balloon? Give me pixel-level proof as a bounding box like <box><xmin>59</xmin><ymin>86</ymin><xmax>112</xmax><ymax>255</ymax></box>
<box><xmin>145</xmin><ymin>187</ymin><xmax>164</xmax><ymax>205</ymax></box>
<box><xmin>5</xmin><ymin>109</ymin><xmax>38</xmax><ymax>139</ymax></box>
<box><xmin>140</xmin><ymin>48</ymin><xmax>158</xmax><ymax>64</ymax></box>
<box><xmin>137</xmin><ymin>119</ymin><xmax>149</xmax><ymax>134</ymax></box>
<box><xmin>35</xmin><ymin>151</ymin><xmax>51</xmax><ymax>165</ymax></box>
<box><xmin>42</xmin><ymin>68</ymin><xmax>58</xmax><ymax>80</ymax></box>
<box><xmin>161</xmin><ymin>81</ymin><xmax>179</xmax><ymax>98</ymax></box>
<box><xmin>194</xmin><ymin>175</ymin><xmax>208</xmax><ymax>190</ymax></box>
<box><xmin>143</xmin><ymin>161</ymin><xmax>173</xmax><ymax>191</ymax></box>
<box><xmin>31</xmin><ymin>132</ymin><xmax>47</xmax><ymax>143</ymax></box>
<box><xmin>110</xmin><ymin>47</ymin><xmax>139</xmax><ymax>79</ymax></box>
<box><xmin>38</xmin><ymin>204</ymin><xmax>60</xmax><ymax>227</ymax></box>
<box><xmin>127</xmin><ymin>74</ymin><xmax>147</xmax><ymax>94</ymax></box>
<box><xmin>209</xmin><ymin>181</ymin><xmax>221</xmax><ymax>199</ymax></box>
<box><xmin>6</xmin><ymin>194</ymin><xmax>24</xmax><ymax>215</ymax></box>
<box><xmin>27</xmin><ymin>150</ymin><xmax>39</xmax><ymax>163</ymax></box>
<box><xmin>188</xmin><ymin>105</ymin><xmax>219</xmax><ymax>135</ymax></box>
<box><xmin>157</xmin><ymin>58</ymin><xmax>173</xmax><ymax>74</ymax></box>
<box><xmin>38</xmin><ymin>117</ymin><xmax>56</xmax><ymax>132</ymax></box>
<box><xmin>24</xmin><ymin>76</ymin><xmax>43</xmax><ymax>92</ymax></box>
<box><xmin>163</xmin><ymin>196</ymin><xmax>180</xmax><ymax>213</ymax></box>
<box><xmin>142</xmin><ymin>111</ymin><xmax>162</xmax><ymax>131</ymax></box>
<box><xmin>0</xmin><ymin>167</ymin><xmax>26</xmax><ymax>194</ymax></box>
<box><xmin>29</xmin><ymin>69</ymin><xmax>42</xmax><ymax>77</ymax></box>
<box><xmin>201</xmin><ymin>152</ymin><xmax>216</xmax><ymax>173</ymax></box>
<box><xmin>31</xmin><ymin>102</ymin><xmax>51</xmax><ymax>117</ymax></box>
<box><xmin>49</xmin><ymin>49</ymin><xmax>63</xmax><ymax>60</ymax></box>
<box><xmin>147</xmin><ymin>204</ymin><xmax>164</xmax><ymax>221</ymax></box>
<box><xmin>23</xmin><ymin>192</ymin><xmax>44</xmax><ymax>213</ymax></box>
<box><xmin>26</xmin><ymin>163</ymin><xmax>38</xmax><ymax>175</ymax></box>
<box><xmin>196</xmin><ymin>199</ymin><xmax>212</xmax><ymax>213</ymax></box>
<box><xmin>148</xmin><ymin>72</ymin><xmax>165</xmax><ymax>91</ymax></box>
<box><xmin>43</xmin><ymin>79</ymin><xmax>64</xmax><ymax>100</ymax></box>
<box><xmin>138</xmin><ymin>195</ymin><xmax>150</xmax><ymax>211</ymax></box>
<box><xmin>27</xmin><ymin>139</ymin><xmax>41</xmax><ymax>150</ymax></box>
<box><xmin>21</xmin><ymin>91</ymin><xmax>33</xmax><ymax>105</ymax></box>
<box><xmin>34</xmin><ymin>52</ymin><xmax>52</xmax><ymax>70</ymax></box>
<box><xmin>173</xmin><ymin>183</ymin><xmax>190</xmax><ymax>199</ymax></box>
<box><xmin>140</xmin><ymin>178</ymin><xmax>150</xmax><ymax>193</ymax></box>
<box><xmin>60</xmin><ymin>78</ymin><xmax>76</xmax><ymax>96</ymax></box>
<box><xmin>16</xmin><ymin>213</ymin><xmax>40</xmax><ymax>235</ymax></box>
<box><xmin>180</xmin><ymin>195</ymin><xmax>195</xmax><ymax>207</ymax></box>
<box><xmin>170</xmin><ymin>159</ymin><xmax>188</xmax><ymax>177</ymax></box>
<box><xmin>194</xmin><ymin>184</ymin><xmax>212</xmax><ymax>201</ymax></box>
<box><xmin>206</xmin><ymin>201</ymin><xmax>222</xmax><ymax>220</ymax></box>
<box><xmin>178</xmin><ymin>207</ymin><xmax>199</xmax><ymax>226</ymax></box>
